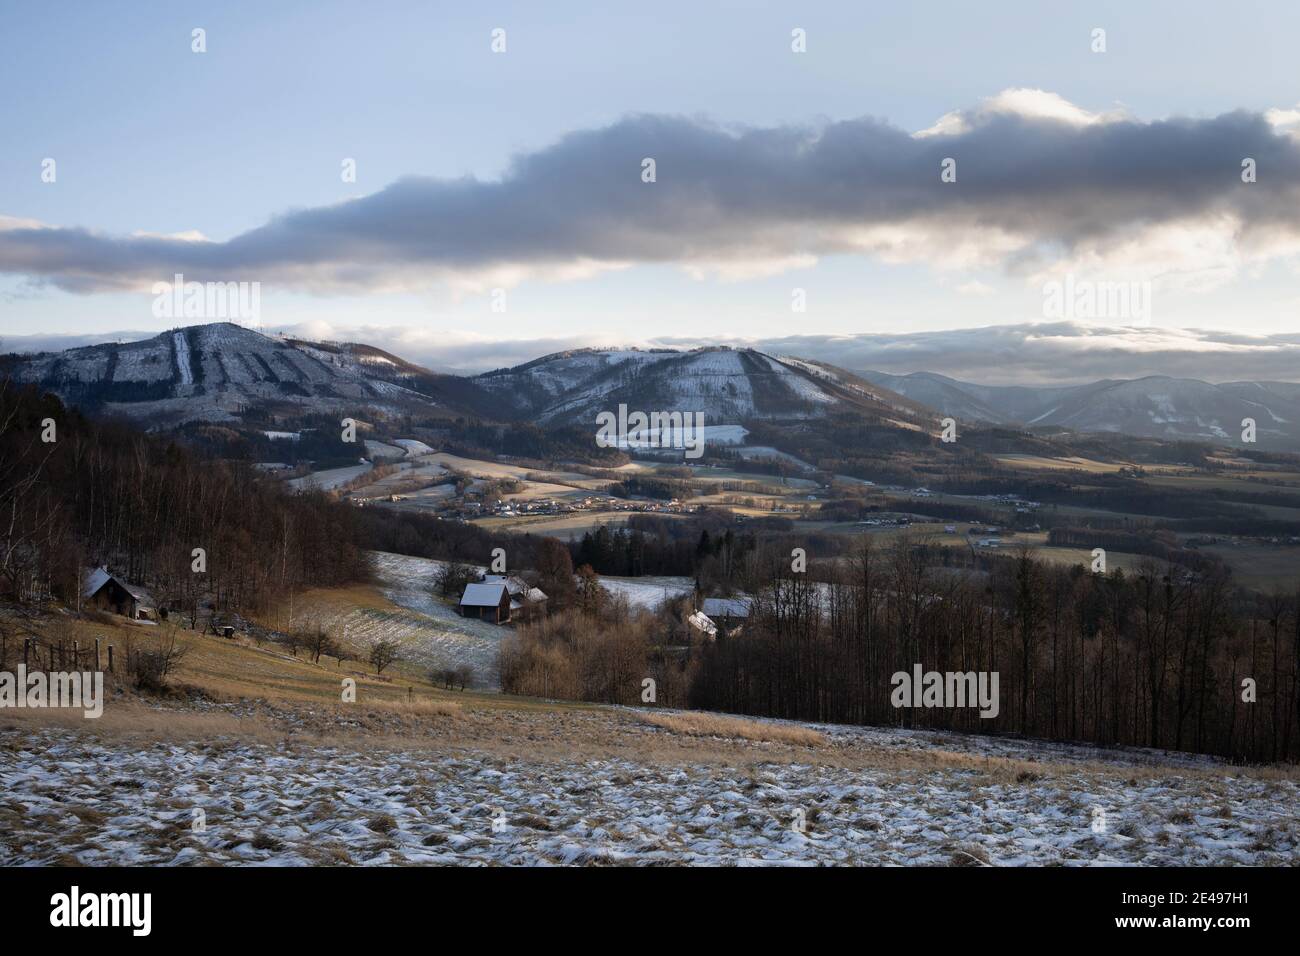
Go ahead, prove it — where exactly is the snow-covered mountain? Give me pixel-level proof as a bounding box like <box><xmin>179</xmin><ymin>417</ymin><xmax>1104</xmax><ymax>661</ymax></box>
<box><xmin>3</xmin><ymin>323</ymin><xmax>492</xmax><ymax>426</ymax></box>
<box><xmin>861</xmin><ymin>370</ymin><xmax>1300</xmax><ymax>449</ymax></box>
<box><xmin>13</xmin><ymin>323</ymin><xmax>1298</xmax><ymax>451</ymax></box>
<box><xmin>473</xmin><ymin>347</ymin><xmax>929</xmax><ymax>426</ymax></box>
<box><xmin>3</xmin><ymin>328</ymin><xmax>930</xmax><ymax>434</ymax></box>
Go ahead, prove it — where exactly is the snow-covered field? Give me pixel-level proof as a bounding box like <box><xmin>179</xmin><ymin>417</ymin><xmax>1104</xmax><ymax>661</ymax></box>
<box><xmin>284</xmin><ymin>552</ymin><xmax>506</xmax><ymax>687</ymax></box>
<box><xmin>393</xmin><ymin>439</ymin><xmax>434</xmax><ymax>456</ymax></box>
<box><xmin>288</xmin><ymin>462</ymin><xmax>372</xmax><ymax>492</ymax></box>
<box><xmin>364</xmin><ymin>439</ymin><xmax>405</xmax><ymax>459</ymax></box>
<box><xmin>297</xmin><ymin>554</ymin><xmax>693</xmax><ymax>687</ymax></box>
<box><xmin>733</xmin><ymin>445</ymin><xmax>814</xmax><ymax>471</ymax></box>
<box><xmin>607</xmin><ymin>423</ymin><xmax>750</xmax><ymax>450</ymax></box>
<box><xmin>3</xmin><ymin>707</ymin><xmax>1295</xmax><ymax>866</ymax></box>
<box><xmin>598</xmin><ymin>575</ymin><xmax>693</xmax><ymax>609</ymax></box>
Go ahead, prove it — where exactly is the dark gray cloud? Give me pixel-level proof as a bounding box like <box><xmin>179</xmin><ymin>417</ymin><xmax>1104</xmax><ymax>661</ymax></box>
<box><xmin>4</xmin><ymin>92</ymin><xmax>1300</xmax><ymax>291</ymax></box>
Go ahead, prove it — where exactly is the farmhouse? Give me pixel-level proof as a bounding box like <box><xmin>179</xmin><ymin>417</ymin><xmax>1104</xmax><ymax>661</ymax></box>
<box><xmin>459</xmin><ymin>581</ymin><xmax>512</xmax><ymax>624</ymax></box>
<box><xmin>701</xmin><ymin>596</ymin><xmax>752</xmax><ymax>636</ymax></box>
<box><xmin>83</xmin><ymin>568</ymin><xmax>156</xmax><ymax>620</ymax></box>
<box><xmin>482</xmin><ymin>574</ymin><xmax>549</xmax><ymax>620</ymax></box>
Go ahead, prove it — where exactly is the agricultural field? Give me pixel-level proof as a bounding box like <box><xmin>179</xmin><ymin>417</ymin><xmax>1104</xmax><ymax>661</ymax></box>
<box><xmin>287</xmin><ymin>462</ymin><xmax>372</xmax><ymax>492</ymax></box>
<box><xmin>1200</xmin><ymin>544</ymin><xmax>1300</xmax><ymax>591</ymax></box>
<box><xmin>994</xmin><ymin>454</ymin><xmax>1131</xmax><ymax>474</ymax></box>
<box><xmin>597</xmin><ymin>575</ymin><xmax>694</xmax><ymax>610</ymax></box>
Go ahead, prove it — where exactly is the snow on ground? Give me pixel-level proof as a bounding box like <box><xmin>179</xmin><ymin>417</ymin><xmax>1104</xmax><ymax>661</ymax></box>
<box><xmin>172</xmin><ymin>332</ymin><xmax>193</xmax><ymax>387</ymax></box>
<box><xmin>733</xmin><ymin>445</ymin><xmax>813</xmax><ymax>470</ymax></box>
<box><xmin>3</xmin><ymin>709</ymin><xmax>1295</xmax><ymax>866</ymax></box>
<box><xmin>761</xmin><ymin>355</ymin><xmax>836</xmax><ymax>404</ymax></box>
<box><xmin>354</xmin><ymin>551</ymin><xmax>505</xmax><ymax>686</ymax></box>
<box><xmin>364</xmin><ymin>440</ymin><xmax>405</xmax><ymax>459</ymax></box>
<box><xmin>287</xmin><ymin>462</ymin><xmax>372</xmax><ymax>492</ymax></box>
<box><xmin>606</xmin><ymin>423</ymin><xmax>749</xmax><ymax>451</ymax></box>
<box><xmin>394</xmin><ymin>439</ymin><xmax>434</xmax><ymax>456</ymax></box>
<box><xmin>304</xmin><ymin>554</ymin><xmax>693</xmax><ymax>682</ymax></box>
<box><xmin>598</xmin><ymin>575</ymin><xmax>693</xmax><ymax>610</ymax></box>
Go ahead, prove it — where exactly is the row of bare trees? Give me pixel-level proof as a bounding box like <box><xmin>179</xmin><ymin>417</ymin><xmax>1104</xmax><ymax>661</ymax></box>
<box><xmin>690</xmin><ymin>539</ymin><xmax>1299</xmax><ymax>762</ymax></box>
<box><xmin>500</xmin><ymin>528</ymin><xmax>1298</xmax><ymax>762</ymax></box>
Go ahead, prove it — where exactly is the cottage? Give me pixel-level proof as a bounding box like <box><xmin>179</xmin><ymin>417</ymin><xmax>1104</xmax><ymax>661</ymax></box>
<box><xmin>459</xmin><ymin>582</ymin><xmax>512</xmax><ymax>624</ymax></box>
<box><xmin>701</xmin><ymin>596</ymin><xmax>752</xmax><ymax>636</ymax></box>
<box><xmin>482</xmin><ymin>574</ymin><xmax>549</xmax><ymax>620</ymax></box>
<box><xmin>83</xmin><ymin>568</ymin><xmax>156</xmax><ymax>620</ymax></box>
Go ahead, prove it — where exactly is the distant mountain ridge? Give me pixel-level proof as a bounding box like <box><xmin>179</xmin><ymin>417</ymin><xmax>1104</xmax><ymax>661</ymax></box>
<box><xmin>11</xmin><ymin>323</ymin><xmax>1299</xmax><ymax>453</ymax></box>
<box><xmin>472</xmin><ymin>346</ymin><xmax>930</xmax><ymax>427</ymax></box>
<box><xmin>3</xmin><ymin>322</ymin><xmax>493</xmax><ymax>426</ymax></box>
<box><xmin>860</xmin><ymin>369</ymin><xmax>1300</xmax><ymax>449</ymax></box>
<box><xmin>3</xmin><ymin>326</ymin><xmax>930</xmax><ymax>434</ymax></box>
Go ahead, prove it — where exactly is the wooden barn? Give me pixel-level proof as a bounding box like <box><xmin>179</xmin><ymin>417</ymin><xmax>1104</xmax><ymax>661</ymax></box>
<box><xmin>459</xmin><ymin>581</ymin><xmax>512</xmax><ymax>624</ymax></box>
<box><xmin>83</xmin><ymin>568</ymin><xmax>157</xmax><ymax>620</ymax></box>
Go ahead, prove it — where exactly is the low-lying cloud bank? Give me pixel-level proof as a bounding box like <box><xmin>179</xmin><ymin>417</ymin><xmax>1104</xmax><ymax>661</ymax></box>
<box><xmin>5</xmin><ymin>89</ymin><xmax>1300</xmax><ymax>293</ymax></box>
<box><xmin>747</xmin><ymin>323</ymin><xmax>1300</xmax><ymax>385</ymax></box>
<box><xmin>324</xmin><ymin>321</ymin><xmax>1300</xmax><ymax>384</ymax></box>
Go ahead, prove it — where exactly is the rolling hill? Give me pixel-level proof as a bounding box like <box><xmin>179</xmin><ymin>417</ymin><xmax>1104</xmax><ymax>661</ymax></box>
<box><xmin>861</xmin><ymin>369</ymin><xmax>1300</xmax><ymax>450</ymax></box>
<box><xmin>2</xmin><ymin>322</ymin><xmax>502</xmax><ymax>426</ymax></box>
<box><xmin>473</xmin><ymin>347</ymin><xmax>931</xmax><ymax>429</ymax></box>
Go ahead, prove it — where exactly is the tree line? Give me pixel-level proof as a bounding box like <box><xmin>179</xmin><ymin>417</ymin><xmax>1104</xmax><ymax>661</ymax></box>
<box><xmin>0</xmin><ymin>382</ymin><xmax>368</xmax><ymax>613</ymax></box>
<box><xmin>504</xmin><ymin>532</ymin><xmax>1299</xmax><ymax>763</ymax></box>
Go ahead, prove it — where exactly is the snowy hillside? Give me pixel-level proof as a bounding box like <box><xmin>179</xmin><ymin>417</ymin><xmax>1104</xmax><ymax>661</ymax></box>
<box><xmin>474</xmin><ymin>347</ymin><xmax>926</xmax><ymax>426</ymax></box>
<box><xmin>8</xmin><ymin>323</ymin><xmax>459</xmax><ymax>426</ymax></box>
<box><xmin>863</xmin><ymin>369</ymin><xmax>1300</xmax><ymax>449</ymax></box>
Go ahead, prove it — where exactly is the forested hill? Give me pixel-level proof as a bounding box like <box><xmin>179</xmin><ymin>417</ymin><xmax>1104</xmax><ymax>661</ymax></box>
<box><xmin>0</xmin><ymin>381</ymin><xmax>369</xmax><ymax>610</ymax></box>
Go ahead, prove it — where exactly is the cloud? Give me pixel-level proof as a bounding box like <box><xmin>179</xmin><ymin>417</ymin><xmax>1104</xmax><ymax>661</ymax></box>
<box><xmin>6</xmin><ymin>90</ymin><xmax>1300</xmax><ymax>295</ymax></box>
<box><xmin>747</xmin><ymin>323</ymin><xmax>1300</xmax><ymax>385</ymax></box>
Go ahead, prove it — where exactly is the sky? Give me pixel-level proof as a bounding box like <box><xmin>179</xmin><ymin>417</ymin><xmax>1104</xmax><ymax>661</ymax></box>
<box><xmin>3</xmin><ymin>0</ymin><xmax>1300</xmax><ymax>380</ymax></box>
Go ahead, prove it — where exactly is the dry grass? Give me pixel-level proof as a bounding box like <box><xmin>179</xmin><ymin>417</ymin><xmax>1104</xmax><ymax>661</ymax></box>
<box><xmin>639</xmin><ymin>711</ymin><xmax>826</xmax><ymax>747</ymax></box>
<box><xmin>369</xmin><ymin>698</ymin><xmax>462</xmax><ymax>718</ymax></box>
<box><xmin>0</xmin><ymin>699</ymin><xmax>285</xmax><ymax>741</ymax></box>
<box><xmin>8</xmin><ymin>596</ymin><xmax>1300</xmax><ymax>790</ymax></box>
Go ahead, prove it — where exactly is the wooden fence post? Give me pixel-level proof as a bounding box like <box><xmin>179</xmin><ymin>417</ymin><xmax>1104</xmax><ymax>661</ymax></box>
<box><xmin>107</xmin><ymin>645</ymin><xmax>114</xmax><ymax>673</ymax></box>
<box><xmin>95</xmin><ymin>638</ymin><xmax>102</xmax><ymax>671</ymax></box>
